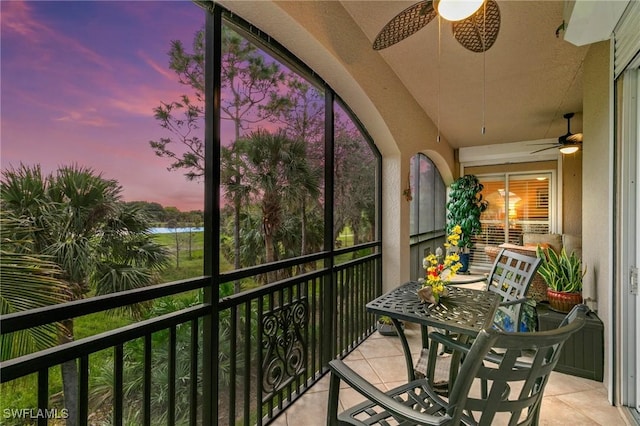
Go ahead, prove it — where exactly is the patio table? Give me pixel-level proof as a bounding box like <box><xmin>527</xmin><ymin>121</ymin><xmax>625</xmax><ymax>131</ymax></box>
<box><xmin>366</xmin><ymin>281</ymin><xmax>500</xmax><ymax>390</ymax></box>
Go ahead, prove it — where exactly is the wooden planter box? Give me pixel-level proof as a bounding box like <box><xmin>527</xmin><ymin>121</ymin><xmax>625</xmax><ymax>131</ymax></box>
<box><xmin>536</xmin><ymin>303</ymin><xmax>604</xmax><ymax>381</ymax></box>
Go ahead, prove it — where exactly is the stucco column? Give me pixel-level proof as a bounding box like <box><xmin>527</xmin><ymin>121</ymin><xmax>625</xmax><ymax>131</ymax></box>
<box><xmin>582</xmin><ymin>40</ymin><xmax>612</xmax><ymax>384</ymax></box>
<box><xmin>381</xmin><ymin>153</ymin><xmax>411</xmax><ymax>292</ymax></box>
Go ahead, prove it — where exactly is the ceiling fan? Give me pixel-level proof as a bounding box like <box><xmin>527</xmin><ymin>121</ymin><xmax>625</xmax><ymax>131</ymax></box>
<box><xmin>531</xmin><ymin>113</ymin><xmax>583</xmax><ymax>154</ymax></box>
<box><xmin>372</xmin><ymin>0</ymin><xmax>501</xmax><ymax>52</ymax></box>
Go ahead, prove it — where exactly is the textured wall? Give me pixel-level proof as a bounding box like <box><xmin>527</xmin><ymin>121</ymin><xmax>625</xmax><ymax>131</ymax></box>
<box><xmin>581</xmin><ymin>40</ymin><xmax>612</xmax><ymax>384</ymax></box>
<box><xmin>562</xmin><ymin>151</ymin><xmax>583</xmax><ymax>236</ymax></box>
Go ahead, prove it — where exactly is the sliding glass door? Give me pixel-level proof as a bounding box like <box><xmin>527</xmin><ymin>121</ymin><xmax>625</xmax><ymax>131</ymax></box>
<box><xmin>472</xmin><ymin>172</ymin><xmax>553</xmax><ymax>268</ymax></box>
<box><xmin>616</xmin><ymin>65</ymin><xmax>640</xmax><ymax>417</ymax></box>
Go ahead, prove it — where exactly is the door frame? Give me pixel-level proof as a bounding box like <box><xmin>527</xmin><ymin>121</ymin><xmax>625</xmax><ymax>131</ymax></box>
<box><xmin>616</xmin><ymin>65</ymin><xmax>640</xmax><ymax>417</ymax></box>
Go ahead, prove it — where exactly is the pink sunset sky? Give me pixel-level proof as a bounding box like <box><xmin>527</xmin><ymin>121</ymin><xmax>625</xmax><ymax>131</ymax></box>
<box><xmin>1</xmin><ymin>1</ymin><xmax>206</xmax><ymax>211</ymax></box>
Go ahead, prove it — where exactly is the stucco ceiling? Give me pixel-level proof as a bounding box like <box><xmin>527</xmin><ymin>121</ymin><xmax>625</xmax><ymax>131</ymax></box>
<box><xmin>340</xmin><ymin>0</ymin><xmax>590</xmax><ymax>149</ymax></box>
<box><xmin>218</xmin><ymin>0</ymin><xmax>599</xmax><ymax>152</ymax></box>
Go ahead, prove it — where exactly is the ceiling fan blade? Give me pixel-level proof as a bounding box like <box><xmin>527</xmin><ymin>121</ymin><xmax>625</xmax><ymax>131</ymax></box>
<box><xmin>452</xmin><ymin>0</ymin><xmax>501</xmax><ymax>53</ymax></box>
<box><xmin>559</xmin><ymin>133</ymin><xmax>583</xmax><ymax>144</ymax></box>
<box><xmin>566</xmin><ymin>133</ymin><xmax>583</xmax><ymax>143</ymax></box>
<box><xmin>373</xmin><ymin>1</ymin><xmax>436</xmax><ymax>50</ymax></box>
<box><xmin>531</xmin><ymin>146</ymin><xmax>561</xmax><ymax>154</ymax></box>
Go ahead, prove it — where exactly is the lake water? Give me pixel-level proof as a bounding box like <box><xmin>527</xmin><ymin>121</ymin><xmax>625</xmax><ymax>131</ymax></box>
<box><xmin>149</xmin><ymin>227</ymin><xmax>204</xmax><ymax>234</ymax></box>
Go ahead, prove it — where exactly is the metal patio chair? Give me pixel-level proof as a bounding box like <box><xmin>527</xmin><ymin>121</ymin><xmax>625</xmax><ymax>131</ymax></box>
<box><xmin>483</xmin><ymin>248</ymin><xmax>543</xmax><ymax>332</ymax></box>
<box><xmin>327</xmin><ymin>304</ymin><xmax>589</xmax><ymax>426</ymax></box>
<box><xmin>415</xmin><ymin>248</ymin><xmax>542</xmax><ymax>381</ymax></box>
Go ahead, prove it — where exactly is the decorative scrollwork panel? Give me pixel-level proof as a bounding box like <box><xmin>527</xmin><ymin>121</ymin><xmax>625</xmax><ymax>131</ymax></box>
<box><xmin>261</xmin><ymin>300</ymin><xmax>308</xmax><ymax>395</ymax></box>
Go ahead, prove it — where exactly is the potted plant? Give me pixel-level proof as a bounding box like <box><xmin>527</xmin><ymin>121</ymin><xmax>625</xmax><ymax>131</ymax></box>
<box><xmin>446</xmin><ymin>175</ymin><xmax>488</xmax><ymax>272</ymax></box>
<box><xmin>535</xmin><ymin>246</ymin><xmax>584</xmax><ymax>313</ymax></box>
<box><xmin>377</xmin><ymin>316</ymin><xmax>402</xmax><ymax>336</ymax></box>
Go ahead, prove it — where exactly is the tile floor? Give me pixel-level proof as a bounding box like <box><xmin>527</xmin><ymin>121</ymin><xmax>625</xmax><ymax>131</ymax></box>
<box><xmin>271</xmin><ymin>322</ymin><xmax>633</xmax><ymax>425</ymax></box>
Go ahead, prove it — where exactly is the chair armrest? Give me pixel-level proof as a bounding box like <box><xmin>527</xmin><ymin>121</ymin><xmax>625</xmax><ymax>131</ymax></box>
<box><xmin>328</xmin><ymin>360</ymin><xmax>451</xmax><ymax>425</ymax></box>
<box><xmin>499</xmin><ymin>297</ymin><xmax>529</xmax><ymax>307</ymax></box>
<box><xmin>429</xmin><ymin>332</ymin><xmax>532</xmax><ymax>369</ymax></box>
<box><xmin>429</xmin><ymin>331</ymin><xmax>473</xmax><ymax>354</ymax></box>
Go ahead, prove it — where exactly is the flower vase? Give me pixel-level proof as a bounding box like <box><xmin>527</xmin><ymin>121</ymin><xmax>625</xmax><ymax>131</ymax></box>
<box><xmin>417</xmin><ymin>286</ymin><xmax>448</xmax><ymax>305</ymax></box>
<box><xmin>458</xmin><ymin>252</ymin><xmax>470</xmax><ymax>273</ymax></box>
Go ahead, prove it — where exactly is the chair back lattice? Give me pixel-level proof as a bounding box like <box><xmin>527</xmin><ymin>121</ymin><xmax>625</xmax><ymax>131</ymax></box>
<box><xmin>446</xmin><ymin>304</ymin><xmax>589</xmax><ymax>425</ymax></box>
<box><xmin>486</xmin><ymin>249</ymin><xmax>542</xmax><ymax>331</ymax></box>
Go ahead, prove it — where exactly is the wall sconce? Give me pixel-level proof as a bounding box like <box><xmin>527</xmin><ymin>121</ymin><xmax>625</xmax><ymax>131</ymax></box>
<box><xmin>403</xmin><ymin>172</ymin><xmax>413</xmax><ymax>202</ymax></box>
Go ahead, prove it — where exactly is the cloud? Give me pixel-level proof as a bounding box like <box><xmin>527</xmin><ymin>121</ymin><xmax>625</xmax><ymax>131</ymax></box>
<box><xmin>1</xmin><ymin>1</ymin><xmax>205</xmax><ymax>211</ymax></box>
<box><xmin>107</xmin><ymin>85</ymin><xmax>191</xmax><ymax>117</ymax></box>
<box><xmin>1</xmin><ymin>1</ymin><xmax>113</xmax><ymax>72</ymax></box>
<box><xmin>1</xmin><ymin>1</ymin><xmax>45</xmax><ymax>39</ymax></box>
<box><xmin>139</xmin><ymin>50</ymin><xmax>176</xmax><ymax>81</ymax></box>
<box><xmin>54</xmin><ymin>109</ymin><xmax>116</xmax><ymax>128</ymax></box>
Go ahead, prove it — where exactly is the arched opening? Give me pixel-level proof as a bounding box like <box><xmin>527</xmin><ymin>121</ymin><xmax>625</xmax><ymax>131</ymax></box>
<box><xmin>408</xmin><ymin>153</ymin><xmax>446</xmax><ymax>280</ymax></box>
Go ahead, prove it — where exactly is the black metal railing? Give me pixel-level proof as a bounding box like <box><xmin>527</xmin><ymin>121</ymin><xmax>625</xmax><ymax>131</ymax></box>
<box><xmin>409</xmin><ymin>230</ymin><xmax>446</xmax><ymax>280</ymax></box>
<box><xmin>0</xmin><ymin>244</ymin><xmax>381</xmax><ymax>425</ymax></box>
<box><xmin>217</xmin><ymin>244</ymin><xmax>381</xmax><ymax>425</ymax></box>
<box><xmin>1</xmin><ymin>277</ymin><xmax>211</xmax><ymax>426</ymax></box>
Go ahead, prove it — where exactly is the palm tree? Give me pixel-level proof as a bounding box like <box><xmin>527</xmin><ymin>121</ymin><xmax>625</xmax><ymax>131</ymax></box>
<box><xmin>0</xmin><ymin>210</ymin><xmax>69</xmax><ymax>360</ymax></box>
<box><xmin>1</xmin><ymin>164</ymin><xmax>169</xmax><ymax>426</ymax></box>
<box><xmin>151</xmin><ymin>26</ymin><xmax>287</xmax><ymax>295</ymax></box>
<box><xmin>237</xmin><ymin>129</ymin><xmax>320</xmax><ymax>282</ymax></box>
<box><xmin>221</xmin><ymin>143</ymin><xmax>252</xmax><ymax>292</ymax></box>
<box><xmin>333</xmin><ymin>118</ymin><xmax>377</xmax><ymax>251</ymax></box>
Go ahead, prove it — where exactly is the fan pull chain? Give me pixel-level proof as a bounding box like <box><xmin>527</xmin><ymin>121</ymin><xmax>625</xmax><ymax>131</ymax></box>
<box><xmin>481</xmin><ymin>1</ymin><xmax>486</xmax><ymax>135</ymax></box>
<box><xmin>437</xmin><ymin>14</ymin><xmax>441</xmax><ymax>143</ymax></box>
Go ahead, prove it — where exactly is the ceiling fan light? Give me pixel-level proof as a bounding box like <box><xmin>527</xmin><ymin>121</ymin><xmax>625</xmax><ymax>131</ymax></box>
<box><xmin>560</xmin><ymin>145</ymin><xmax>580</xmax><ymax>155</ymax></box>
<box><xmin>435</xmin><ymin>0</ymin><xmax>484</xmax><ymax>22</ymax></box>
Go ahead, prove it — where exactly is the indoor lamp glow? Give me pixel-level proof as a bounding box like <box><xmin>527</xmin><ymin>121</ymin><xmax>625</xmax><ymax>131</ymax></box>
<box><xmin>434</xmin><ymin>0</ymin><xmax>485</xmax><ymax>22</ymax></box>
<box><xmin>559</xmin><ymin>145</ymin><xmax>580</xmax><ymax>154</ymax></box>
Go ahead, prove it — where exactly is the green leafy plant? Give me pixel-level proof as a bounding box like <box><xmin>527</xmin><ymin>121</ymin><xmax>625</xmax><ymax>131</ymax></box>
<box><xmin>446</xmin><ymin>175</ymin><xmax>488</xmax><ymax>249</ymax></box>
<box><xmin>535</xmin><ymin>246</ymin><xmax>584</xmax><ymax>293</ymax></box>
<box><xmin>377</xmin><ymin>315</ymin><xmax>402</xmax><ymax>336</ymax></box>
<box><xmin>378</xmin><ymin>315</ymin><xmax>393</xmax><ymax>325</ymax></box>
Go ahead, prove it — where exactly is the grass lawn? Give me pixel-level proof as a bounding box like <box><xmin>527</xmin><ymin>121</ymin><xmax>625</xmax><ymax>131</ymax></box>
<box><xmin>1</xmin><ymin>231</ymin><xmax>211</xmax><ymax>419</ymax></box>
<box><xmin>2</xmin><ymin>228</ymin><xmax>361</xmax><ymax>417</ymax></box>
<box><xmin>0</xmin><ymin>312</ymin><xmax>134</xmax><ymax>422</ymax></box>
